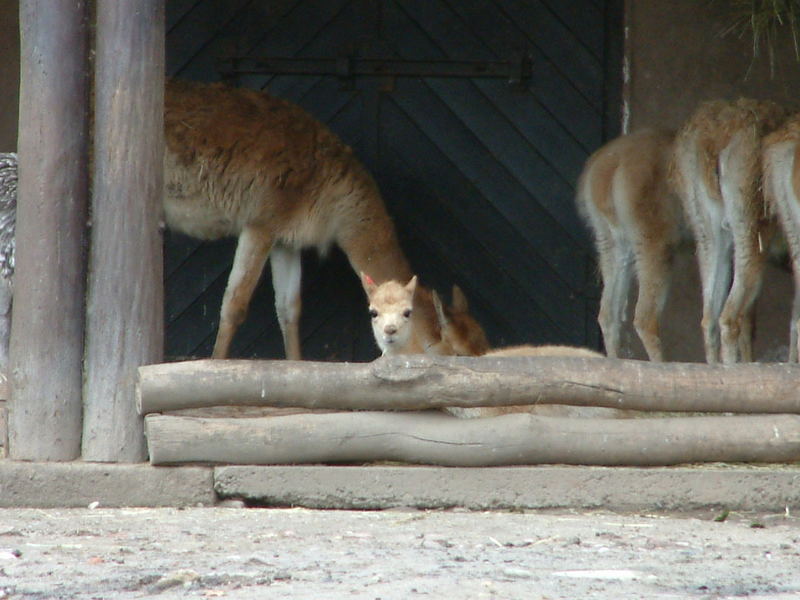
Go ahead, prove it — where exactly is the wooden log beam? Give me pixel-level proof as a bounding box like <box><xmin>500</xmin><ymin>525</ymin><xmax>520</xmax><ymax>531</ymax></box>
<box><xmin>137</xmin><ymin>356</ymin><xmax>800</xmax><ymax>415</ymax></box>
<box><xmin>144</xmin><ymin>412</ymin><xmax>800</xmax><ymax>466</ymax></box>
<box><xmin>10</xmin><ymin>0</ymin><xmax>90</xmax><ymax>460</ymax></box>
<box><xmin>83</xmin><ymin>0</ymin><xmax>165</xmax><ymax>462</ymax></box>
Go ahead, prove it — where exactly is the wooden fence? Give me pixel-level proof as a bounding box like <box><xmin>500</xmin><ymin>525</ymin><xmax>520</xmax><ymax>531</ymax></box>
<box><xmin>137</xmin><ymin>355</ymin><xmax>800</xmax><ymax>467</ymax></box>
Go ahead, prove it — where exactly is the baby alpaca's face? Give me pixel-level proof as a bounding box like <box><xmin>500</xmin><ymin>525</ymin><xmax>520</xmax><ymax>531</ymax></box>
<box><xmin>367</xmin><ymin>280</ymin><xmax>414</xmax><ymax>355</ymax></box>
<box><xmin>361</xmin><ymin>274</ymin><xmax>417</xmax><ymax>356</ymax></box>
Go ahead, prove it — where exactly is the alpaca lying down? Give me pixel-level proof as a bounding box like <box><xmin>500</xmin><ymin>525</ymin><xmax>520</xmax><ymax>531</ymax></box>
<box><xmin>360</xmin><ymin>274</ymin><xmax>631</xmax><ymax>419</ymax></box>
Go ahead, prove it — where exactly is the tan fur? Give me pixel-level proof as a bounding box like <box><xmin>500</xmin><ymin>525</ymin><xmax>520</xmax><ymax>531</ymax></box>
<box><xmin>452</xmin><ymin>343</ymin><xmax>621</xmax><ymax>419</ymax></box>
<box><xmin>162</xmin><ymin>79</ymin><xmax>440</xmax><ymax>359</ymax></box>
<box><xmin>672</xmin><ymin>98</ymin><xmax>786</xmax><ymax>363</ymax></box>
<box><xmin>485</xmin><ymin>344</ymin><xmax>604</xmax><ymax>358</ymax></box>
<box><xmin>576</xmin><ymin>128</ymin><xmax>680</xmax><ymax>361</ymax></box>
<box><xmin>362</xmin><ymin>274</ymin><xmax>420</xmax><ymax>355</ymax></box>
<box><xmin>428</xmin><ymin>287</ymin><xmax>624</xmax><ymax>419</ymax></box>
<box><xmin>430</xmin><ymin>286</ymin><xmax>491</xmax><ymax>356</ymax></box>
<box><xmin>763</xmin><ymin>112</ymin><xmax>800</xmax><ymax>361</ymax></box>
<box><xmin>361</xmin><ymin>274</ymin><xmax>451</xmax><ymax>356</ymax></box>
<box><xmin>476</xmin><ymin>346</ymin><xmax>611</xmax><ymax>417</ymax></box>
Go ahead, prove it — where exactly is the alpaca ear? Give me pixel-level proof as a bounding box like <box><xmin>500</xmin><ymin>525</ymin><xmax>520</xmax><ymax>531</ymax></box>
<box><xmin>432</xmin><ymin>289</ymin><xmax>449</xmax><ymax>327</ymax></box>
<box><xmin>405</xmin><ymin>275</ymin><xmax>418</xmax><ymax>295</ymax></box>
<box><xmin>451</xmin><ymin>285</ymin><xmax>468</xmax><ymax>312</ymax></box>
<box><xmin>360</xmin><ymin>272</ymin><xmax>377</xmax><ymax>295</ymax></box>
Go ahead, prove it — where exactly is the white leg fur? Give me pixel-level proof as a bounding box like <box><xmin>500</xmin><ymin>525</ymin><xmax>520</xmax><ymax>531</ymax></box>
<box><xmin>270</xmin><ymin>244</ymin><xmax>303</xmax><ymax>361</ymax></box>
<box><xmin>675</xmin><ymin>133</ymin><xmax>732</xmax><ymax>363</ymax></box>
<box><xmin>718</xmin><ymin>132</ymin><xmax>763</xmax><ymax>363</ymax></box>
<box><xmin>579</xmin><ymin>173</ymin><xmax>634</xmax><ymax>359</ymax></box>
<box><xmin>213</xmin><ymin>226</ymin><xmax>273</xmax><ymax>359</ymax></box>
<box><xmin>596</xmin><ymin>229</ymin><xmax>635</xmax><ymax>359</ymax></box>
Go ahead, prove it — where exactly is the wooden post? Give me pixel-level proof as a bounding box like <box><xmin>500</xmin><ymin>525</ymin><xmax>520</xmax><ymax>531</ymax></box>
<box><xmin>83</xmin><ymin>0</ymin><xmax>165</xmax><ymax>462</ymax></box>
<box><xmin>9</xmin><ymin>0</ymin><xmax>90</xmax><ymax>461</ymax></box>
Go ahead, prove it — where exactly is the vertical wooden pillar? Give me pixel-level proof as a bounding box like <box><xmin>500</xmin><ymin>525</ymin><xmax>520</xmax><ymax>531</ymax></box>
<box><xmin>83</xmin><ymin>0</ymin><xmax>164</xmax><ymax>462</ymax></box>
<box><xmin>9</xmin><ymin>0</ymin><xmax>90</xmax><ymax>461</ymax></box>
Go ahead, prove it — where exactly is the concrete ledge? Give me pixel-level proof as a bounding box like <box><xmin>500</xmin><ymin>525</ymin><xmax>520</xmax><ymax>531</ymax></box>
<box><xmin>2</xmin><ymin>462</ymin><xmax>800</xmax><ymax>511</ymax></box>
<box><xmin>215</xmin><ymin>464</ymin><xmax>800</xmax><ymax>512</ymax></box>
<box><xmin>0</xmin><ymin>461</ymin><xmax>215</xmax><ymax>508</ymax></box>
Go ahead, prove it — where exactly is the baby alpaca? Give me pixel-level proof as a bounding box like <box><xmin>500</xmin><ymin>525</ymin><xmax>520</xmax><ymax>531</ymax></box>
<box><xmin>430</xmin><ymin>286</ymin><xmax>490</xmax><ymax>356</ymax></box>
<box><xmin>431</xmin><ymin>288</ymin><xmax>624</xmax><ymax>419</ymax></box>
<box><xmin>361</xmin><ymin>274</ymin><xmax>489</xmax><ymax>356</ymax></box>
<box><xmin>361</xmin><ymin>273</ymin><xmax>430</xmax><ymax>355</ymax></box>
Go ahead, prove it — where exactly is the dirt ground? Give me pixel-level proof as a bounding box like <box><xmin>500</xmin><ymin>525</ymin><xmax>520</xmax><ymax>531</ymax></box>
<box><xmin>0</xmin><ymin>506</ymin><xmax>799</xmax><ymax>599</ymax></box>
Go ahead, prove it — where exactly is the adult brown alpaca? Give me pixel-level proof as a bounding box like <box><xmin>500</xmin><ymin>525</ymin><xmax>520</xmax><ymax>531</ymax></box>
<box><xmin>164</xmin><ymin>79</ymin><xmax>438</xmax><ymax>359</ymax></box>
<box><xmin>763</xmin><ymin>112</ymin><xmax>800</xmax><ymax>361</ymax></box>
<box><xmin>671</xmin><ymin>98</ymin><xmax>786</xmax><ymax>363</ymax></box>
<box><xmin>576</xmin><ymin>129</ymin><xmax>679</xmax><ymax>362</ymax></box>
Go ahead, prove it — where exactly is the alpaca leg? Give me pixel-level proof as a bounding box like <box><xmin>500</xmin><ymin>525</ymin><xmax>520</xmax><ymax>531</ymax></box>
<box><xmin>270</xmin><ymin>244</ymin><xmax>303</xmax><ymax>360</ymax></box>
<box><xmin>213</xmin><ymin>226</ymin><xmax>273</xmax><ymax>359</ymax></box>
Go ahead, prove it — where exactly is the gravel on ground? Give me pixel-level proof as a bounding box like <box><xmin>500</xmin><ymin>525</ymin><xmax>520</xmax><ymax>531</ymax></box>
<box><xmin>1</xmin><ymin>506</ymin><xmax>800</xmax><ymax>599</ymax></box>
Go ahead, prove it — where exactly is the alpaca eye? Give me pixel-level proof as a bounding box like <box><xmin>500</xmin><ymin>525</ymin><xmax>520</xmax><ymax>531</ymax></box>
<box><xmin>369</xmin><ymin>309</ymin><xmax>378</xmax><ymax>319</ymax></box>
<box><xmin>403</xmin><ymin>309</ymin><xmax>412</xmax><ymax>319</ymax></box>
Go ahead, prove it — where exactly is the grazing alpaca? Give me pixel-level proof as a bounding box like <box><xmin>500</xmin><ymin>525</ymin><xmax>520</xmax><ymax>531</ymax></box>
<box><xmin>576</xmin><ymin>129</ymin><xmax>680</xmax><ymax>361</ymax></box>
<box><xmin>671</xmin><ymin>98</ymin><xmax>786</xmax><ymax>363</ymax></box>
<box><xmin>763</xmin><ymin>112</ymin><xmax>800</xmax><ymax>361</ymax></box>
<box><xmin>165</xmin><ymin>79</ymin><xmax>437</xmax><ymax>359</ymax></box>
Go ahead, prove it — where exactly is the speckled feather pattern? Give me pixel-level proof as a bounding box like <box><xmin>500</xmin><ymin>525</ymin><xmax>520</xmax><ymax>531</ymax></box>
<box><xmin>0</xmin><ymin>153</ymin><xmax>16</xmax><ymax>281</ymax></box>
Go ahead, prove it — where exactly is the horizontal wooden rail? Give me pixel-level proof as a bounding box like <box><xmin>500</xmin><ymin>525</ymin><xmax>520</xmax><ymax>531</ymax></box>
<box><xmin>144</xmin><ymin>412</ymin><xmax>800</xmax><ymax>467</ymax></box>
<box><xmin>137</xmin><ymin>356</ymin><xmax>800</xmax><ymax>415</ymax></box>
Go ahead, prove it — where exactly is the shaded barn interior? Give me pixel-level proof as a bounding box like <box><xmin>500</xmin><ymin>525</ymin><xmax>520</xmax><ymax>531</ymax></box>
<box><xmin>164</xmin><ymin>0</ymin><xmax>621</xmax><ymax>361</ymax></box>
